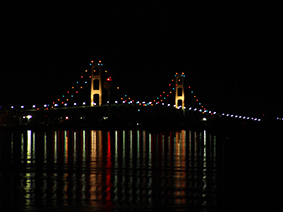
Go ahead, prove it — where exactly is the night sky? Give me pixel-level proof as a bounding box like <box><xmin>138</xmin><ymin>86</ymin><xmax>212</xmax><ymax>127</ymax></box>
<box><xmin>1</xmin><ymin>3</ymin><xmax>282</xmax><ymax>117</ymax></box>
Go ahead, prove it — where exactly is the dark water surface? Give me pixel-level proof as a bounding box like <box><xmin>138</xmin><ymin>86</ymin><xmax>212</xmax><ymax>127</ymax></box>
<box><xmin>0</xmin><ymin>128</ymin><xmax>281</xmax><ymax>211</ymax></box>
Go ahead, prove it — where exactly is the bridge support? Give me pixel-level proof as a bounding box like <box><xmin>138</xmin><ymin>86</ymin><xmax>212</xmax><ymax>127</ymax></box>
<box><xmin>175</xmin><ymin>72</ymin><xmax>185</xmax><ymax>108</ymax></box>
<box><xmin>90</xmin><ymin>60</ymin><xmax>102</xmax><ymax>106</ymax></box>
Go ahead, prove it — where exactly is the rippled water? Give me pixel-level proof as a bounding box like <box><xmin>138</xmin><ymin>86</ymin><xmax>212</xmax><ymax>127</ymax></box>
<box><xmin>0</xmin><ymin>129</ymin><xmax>226</xmax><ymax>211</ymax></box>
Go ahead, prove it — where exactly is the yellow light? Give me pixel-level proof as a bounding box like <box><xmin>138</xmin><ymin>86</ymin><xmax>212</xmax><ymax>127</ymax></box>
<box><xmin>128</xmin><ymin>97</ymin><xmax>131</xmax><ymax>100</ymax></box>
<box><xmin>163</xmin><ymin>91</ymin><xmax>165</xmax><ymax>94</ymax></box>
<box><xmin>85</xmin><ymin>70</ymin><xmax>88</xmax><ymax>72</ymax></box>
<box><xmin>182</xmin><ymin>72</ymin><xmax>184</xmax><ymax>75</ymax></box>
<box><xmin>139</xmin><ymin>103</ymin><xmax>141</xmax><ymax>105</ymax></box>
<box><xmin>194</xmin><ymin>95</ymin><xmax>196</xmax><ymax>98</ymax></box>
<box><xmin>154</xmin><ymin>100</ymin><xmax>156</xmax><ymax>102</ymax></box>
<box><xmin>58</xmin><ymin>99</ymin><xmax>60</xmax><ymax>101</ymax></box>
<box><xmin>170</xmin><ymin>91</ymin><xmax>172</xmax><ymax>94</ymax></box>
<box><xmin>172</xmin><ymin>79</ymin><xmax>174</xmax><ymax>82</ymax></box>
<box><xmin>93</xmin><ymin>70</ymin><xmax>96</xmax><ymax>72</ymax></box>
<box><xmin>80</xmin><ymin>86</ymin><xmax>83</xmax><ymax>89</ymax></box>
<box><xmin>178</xmin><ymin>79</ymin><xmax>181</xmax><ymax>81</ymax></box>
<box><xmin>66</xmin><ymin>99</ymin><xmax>69</xmax><ymax>101</ymax></box>
<box><xmin>121</xmin><ymin>97</ymin><xmax>123</xmax><ymax>100</ymax></box>
<box><xmin>201</xmin><ymin>106</ymin><xmax>203</xmax><ymax>108</ymax></box>
<box><xmin>176</xmin><ymin>72</ymin><xmax>178</xmax><ymax>75</ymax></box>
<box><xmin>117</xmin><ymin>87</ymin><xmax>119</xmax><ymax>89</ymax></box>
<box><xmin>72</xmin><ymin>87</ymin><xmax>74</xmax><ymax>89</ymax></box>
<box><xmin>99</xmin><ymin>60</ymin><xmax>101</xmax><ymax>63</ymax></box>
<box><xmin>161</xmin><ymin>99</ymin><xmax>163</xmax><ymax>102</ymax></box>
<box><xmin>151</xmin><ymin>104</ymin><xmax>153</xmax><ymax>106</ymax></box>
<box><xmin>105</xmin><ymin>70</ymin><xmax>107</xmax><ymax>73</ymax></box>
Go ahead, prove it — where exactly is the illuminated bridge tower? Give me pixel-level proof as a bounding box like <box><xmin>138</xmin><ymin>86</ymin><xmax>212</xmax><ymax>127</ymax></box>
<box><xmin>90</xmin><ymin>60</ymin><xmax>103</xmax><ymax>106</ymax></box>
<box><xmin>175</xmin><ymin>72</ymin><xmax>185</xmax><ymax>108</ymax></box>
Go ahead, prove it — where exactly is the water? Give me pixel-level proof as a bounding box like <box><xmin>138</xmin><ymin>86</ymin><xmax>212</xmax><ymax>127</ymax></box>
<box><xmin>0</xmin><ymin>128</ymin><xmax>281</xmax><ymax>211</ymax></box>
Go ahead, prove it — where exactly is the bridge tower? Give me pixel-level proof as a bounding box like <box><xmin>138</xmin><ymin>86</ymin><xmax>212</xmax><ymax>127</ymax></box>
<box><xmin>90</xmin><ymin>60</ymin><xmax>102</xmax><ymax>106</ymax></box>
<box><xmin>175</xmin><ymin>72</ymin><xmax>185</xmax><ymax>108</ymax></box>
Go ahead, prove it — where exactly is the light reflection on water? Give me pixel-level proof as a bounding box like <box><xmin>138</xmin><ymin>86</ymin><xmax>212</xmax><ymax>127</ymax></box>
<box><xmin>0</xmin><ymin>129</ymin><xmax>222</xmax><ymax>211</ymax></box>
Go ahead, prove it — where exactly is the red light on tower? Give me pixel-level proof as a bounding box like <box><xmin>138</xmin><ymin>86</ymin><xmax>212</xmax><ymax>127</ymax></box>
<box><xmin>106</xmin><ymin>77</ymin><xmax>113</xmax><ymax>81</ymax></box>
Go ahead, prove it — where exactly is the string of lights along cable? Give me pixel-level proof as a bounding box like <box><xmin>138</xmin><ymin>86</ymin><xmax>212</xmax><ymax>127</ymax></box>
<box><xmin>1</xmin><ymin>60</ymin><xmax>282</xmax><ymax>122</ymax></box>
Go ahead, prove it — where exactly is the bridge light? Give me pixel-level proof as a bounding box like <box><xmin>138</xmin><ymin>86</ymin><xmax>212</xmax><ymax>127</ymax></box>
<box><xmin>83</xmin><ymin>102</ymin><xmax>86</xmax><ymax>105</ymax></box>
<box><xmin>168</xmin><ymin>104</ymin><xmax>170</xmax><ymax>106</ymax></box>
<box><xmin>247</xmin><ymin>117</ymin><xmax>250</xmax><ymax>120</ymax></box>
<box><xmin>162</xmin><ymin>103</ymin><xmax>164</xmax><ymax>105</ymax></box>
<box><xmin>11</xmin><ymin>106</ymin><xmax>14</xmax><ymax>109</ymax></box>
<box><xmin>258</xmin><ymin>119</ymin><xmax>261</xmax><ymax>121</ymax></box>
<box><xmin>74</xmin><ymin>103</ymin><xmax>77</xmax><ymax>106</ymax></box>
<box><xmin>21</xmin><ymin>106</ymin><xmax>24</xmax><ymax>108</ymax></box>
<box><xmin>239</xmin><ymin>116</ymin><xmax>242</xmax><ymax>118</ymax></box>
<box><xmin>243</xmin><ymin>116</ymin><xmax>246</xmax><ymax>119</ymax></box>
<box><xmin>226</xmin><ymin>114</ymin><xmax>229</xmax><ymax>116</ymax></box>
<box><xmin>44</xmin><ymin>104</ymin><xmax>47</xmax><ymax>107</ymax></box>
<box><xmin>64</xmin><ymin>103</ymin><xmax>67</xmax><ymax>106</ymax></box>
<box><xmin>115</xmin><ymin>101</ymin><xmax>118</xmax><ymax>103</ymax></box>
<box><xmin>213</xmin><ymin>112</ymin><xmax>216</xmax><ymax>115</ymax></box>
<box><xmin>189</xmin><ymin>107</ymin><xmax>192</xmax><ymax>110</ymax></box>
<box><xmin>33</xmin><ymin>105</ymin><xmax>36</xmax><ymax>108</ymax></box>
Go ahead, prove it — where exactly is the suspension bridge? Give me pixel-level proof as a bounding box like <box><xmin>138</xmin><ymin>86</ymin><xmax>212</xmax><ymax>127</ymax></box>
<box><xmin>0</xmin><ymin>60</ymin><xmax>282</xmax><ymax>128</ymax></box>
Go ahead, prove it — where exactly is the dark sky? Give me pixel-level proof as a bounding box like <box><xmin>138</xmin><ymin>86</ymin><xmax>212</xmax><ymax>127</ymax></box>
<box><xmin>1</xmin><ymin>3</ymin><xmax>282</xmax><ymax>116</ymax></box>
